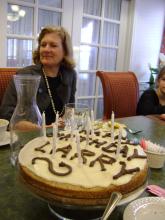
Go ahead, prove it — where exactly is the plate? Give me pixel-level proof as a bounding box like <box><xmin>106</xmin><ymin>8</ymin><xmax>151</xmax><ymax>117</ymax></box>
<box><xmin>123</xmin><ymin>197</ymin><xmax>165</xmax><ymax>220</ymax></box>
<box><xmin>0</xmin><ymin>131</ymin><xmax>17</xmax><ymax>146</ymax></box>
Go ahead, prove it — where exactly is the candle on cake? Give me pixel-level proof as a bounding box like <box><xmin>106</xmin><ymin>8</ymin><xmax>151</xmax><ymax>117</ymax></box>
<box><xmin>56</xmin><ymin>111</ymin><xmax>59</xmax><ymax>136</ymax></box>
<box><xmin>75</xmin><ymin>130</ymin><xmax>82</xmax><ymax>165</ymax></box>
<box><xmin>86</xmin><ymin>116</ymin><xmax>91</xmax><ymax>147</ymax></box>
<box><xmin>42</xmin><ymin>112</ymin><xmax>46</xmax><ymax>138</ymax></box>
<box><xmin>91</xmin><ymin>110</ymin><xmax>94</xmax><ymax>138</ymax></box>
<box><xmin>52</xmin><ymin>122</ymin><xmax>57</xmax><ymax>157</ymax></box>
<box><xmin>56</xmin><ymin>111</ymin><xmax>59</xmax><ymax>125</ymax></box>
<box><xmin>70</xmin><ymin>108</ymin><xmax>75</xmax><ymax>142</ymax></box>
<box><xmin>111</xmin><ymin>111</ymin><xmax>115</xmax><ymax>142</ymax></box>
<box><xmin>116</xmin><ymin>126</ymin><xmax>122</xmax><ymax>159</ymax></box>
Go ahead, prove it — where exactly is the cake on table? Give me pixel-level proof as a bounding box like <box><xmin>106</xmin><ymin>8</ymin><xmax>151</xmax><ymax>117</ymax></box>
<box><xmin>18</xmin><ymin>121</ymin><xmax>148</xmax><ymax>206</ymax></box>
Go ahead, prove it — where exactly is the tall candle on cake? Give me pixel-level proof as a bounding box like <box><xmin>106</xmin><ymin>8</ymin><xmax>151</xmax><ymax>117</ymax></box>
<box><xmin>70</xmin><ymin>108</ymin><xmax>75</xmax><ymax>142</ymax></box>
<box><xmin>42</xmin><ymin>112</ymin><xmax>46</xmax><ymax>138</ymax></box>
<box><xmin>75</xmin><ymin>130</ymin><xmax>82</xmax><ymax>165</ymax></box>
<box><xmin>91</xmin><ymin>110</ymin><xmax>94</xmax><ymax>138</ymax></box>
<box><xmin>52</xmin><ymin>122</ymin><xmax>57</xmax><ymax>157</ymax></box>
<box><xmin>56</xmin><ymin>111</ymin><xmax>59</xmax><ymax>125</ymax></box>
<box><xmin>116</xmin><ymin>127</ymin><xmax>122</xmax><ymax>159</ymax></box>
<box><xmin>86</xmin><ymin>116</ymin><xmax>91</xmax><ymax>147</ymax></box>
<box><xmin>111</xmin><ymin>111</ymin><xmax>114</xmax><ymax>142</ymax></box>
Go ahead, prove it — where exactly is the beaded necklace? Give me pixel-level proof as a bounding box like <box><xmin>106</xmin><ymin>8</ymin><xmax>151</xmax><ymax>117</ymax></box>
<box><xmin>42</xmin><ymin>68</ymin><xmax>64</xmax><ymax>117</ymax></box>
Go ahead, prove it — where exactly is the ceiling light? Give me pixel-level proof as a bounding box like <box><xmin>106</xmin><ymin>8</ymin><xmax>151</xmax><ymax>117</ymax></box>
<box><xmin>11</xmin><ymin>5</ymin><xmax>19</xmax><ymax>12</ymax></box>
<box><xmin>7</xmin><ymin>13</ymin><xmax>19</xmax><ymax>21</ymax></box>
<box><xmin>19</xmin><ymin>10</ymin><xmax>26</xmax><ymax>17</ymax></box>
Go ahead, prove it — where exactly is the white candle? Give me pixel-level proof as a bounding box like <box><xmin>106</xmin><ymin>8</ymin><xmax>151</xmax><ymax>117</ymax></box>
<box><xmin>52</xmin><ymin>122</ymin><xmax>57</xmax><ymax>157</ymax></box>
<box><xmin>116</xmin><ymin>127</ymin><xmax>122</xmax><ymax>159</ymax></box>
<box><xmin>91</xmin><ymin>110</ymin><xmax>94</xmax><ymax>138</ymax></box>
<box><xmin>42</xmin><ymin>112</ymin><xmax>46</xmax><ymax>138</ymax></box>
<box><xmin>70</xmin><ymin>114</ymin><xmax>74</xmax><ymax>142</ymax></box>
<box><xmin>86</xmin><ymin>116</ymin><xmax>91</xmax><ymax>146</ymax></box>
<box><xmin>111</xmin><ymin>111</ymin><xmax>114</xmax><ymax>142</ymax></box>
<box><xmin>56</xmin><ymin>111</ymin><xmax>59</xmax><ymax>125</ymax></box>
<box><xmin>75</xmin><ymin>130</ymin><xmax>82</xmax><ymax>165</ymax></box>
<box><xmin>71</xmin><ymin>108</ymin><xmax>75</xmax><ymax>117</ymax></box>
<box><xmin>91</xmin><ymin>110</ymin><xmax>94</xmax><ymax>123</ymax></box>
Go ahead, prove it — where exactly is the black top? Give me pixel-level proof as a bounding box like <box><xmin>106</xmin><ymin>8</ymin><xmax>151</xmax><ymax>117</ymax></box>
<box><xmin>45</xmin><ymin>75</ymin><xmax>63</xmax><ymax>125</ymax></box>
<box><xmin>136</xmin><ymin>89</ymin><xmax>165</xmax><ymax>115</ymax></box>
<box><xmin>0</xmin><ymin>64</ymin><xmax>77</xmax><ymax>123</ymax></box>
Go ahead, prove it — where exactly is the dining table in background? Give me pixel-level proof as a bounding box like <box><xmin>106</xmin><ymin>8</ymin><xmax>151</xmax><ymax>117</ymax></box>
<box><xmin>0</xmin><ymin>115</ymin><xmax>164</xmax><ymax>220</ymax></box>
<box><xmin>116</xmin><ymin>115</ymin><xmax>165</xmax><ymax>146</ymax></box>
<box><xmin>146</xmin><ymin>114</ymin><xmax>165</xmax><ymax>125</ymax></box>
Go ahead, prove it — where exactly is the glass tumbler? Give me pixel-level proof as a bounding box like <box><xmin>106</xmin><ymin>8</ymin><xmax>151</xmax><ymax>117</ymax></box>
<box><xmin>64</xmin><ymin>103</ymin><xmax>89</xmax><ymax>130</ymax></box>
<box><xmin>10</xmin><ymin>75</ymin><xmax>42</xmax><ymax>166</ymax></box>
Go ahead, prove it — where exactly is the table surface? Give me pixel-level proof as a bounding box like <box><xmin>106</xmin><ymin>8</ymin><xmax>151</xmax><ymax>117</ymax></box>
<box><xmin>116</xmin><ymin>115</ymin><xmax>165</xmax><ymax>146</ymax></box>
<box><xmin>0</xmin><ymin>115</ymin><xmax>164</xmax><ymax>220</ymax></box>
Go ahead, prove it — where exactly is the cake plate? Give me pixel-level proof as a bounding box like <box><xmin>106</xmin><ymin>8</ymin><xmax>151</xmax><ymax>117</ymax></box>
<box><xmin>48</xmin><ymin>203</ymin><xmax>102</xmax><ymax>220</ymax></box>
<box><xmin>47</xmin><ymin>182</ymin><xmax>147</xmax><ymax>220</ymax></box>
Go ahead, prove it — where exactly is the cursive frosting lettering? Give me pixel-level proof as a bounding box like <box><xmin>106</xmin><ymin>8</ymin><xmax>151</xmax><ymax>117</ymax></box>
<box><xmin>114</xmin><ymin>135</ymin><xmax>126</xmax><ymax>140</ymax></box>
<box><xmin>89</xmin><ymin>139</ymin><xmax>107</xmax><ymax>148</ymax></box>
<box><xmin>94</xmin><ymin>131</ymin><xmax>100</xmax><ymax>136</ymax></box>
<box><xmin>80</xmin><ymin>136</ymin><xmax>86</xmax><ymax>142</ymax></box>
<box><xmin>32</xmin><ymin>157</ymin><xmax>72</xmax><ymax>176</ymax></box>
<box><xmin>79</xmin><ymin>130</ymin><xmax>86</xmax><ymax>134</ymax></box>
<box><xmin>127</xmin><ymin>149</ymin><xmax>147</xmax><ymax>161</ymax></box>
<box><xmin>120</xmin><ymin>145</ymin><xmax>128</xmax><ymax>158</ymax></box>
<box><xmin>59</xmin><ymin>133</ymin><xmax>71</xmax><ymax>140</ymax></box>
<box><xmin>35</xmin><ymin>141</ymin><xmax>50</xmax><ymax>153</ymax></box>
<box><xmin>70</xmin><ymin>149</ymin><xmax>95</xmax><ymax>164</ymax></box>
<box><xmin>90</xmin><ymin>154</ymin><xmax>116</xmax><ymax>171</ymax></box>
<box><xmin>102</xmin><ymin>133</ymin><xmax>111</xmax><ymax>138</ymax></box>
<box><xmin>113</xmin><ymin>161</ymin><xmax>140</xmax><ymax>179</ymax></box>
<box><xmin>56</xmin><ymin>145</ymin><xmax>72</xmax><ymax>158</ymax></box>
<box><xmin>102</xmin><ymin>143</ymin><xmax>117</xmax><ymax>153</ymax></box>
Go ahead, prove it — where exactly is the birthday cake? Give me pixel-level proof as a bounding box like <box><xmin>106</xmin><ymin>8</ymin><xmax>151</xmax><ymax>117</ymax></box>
<box><xmin>18</xmin><ymin>121</ymin><xmax>148</xmax><ymax>206</ymax></box>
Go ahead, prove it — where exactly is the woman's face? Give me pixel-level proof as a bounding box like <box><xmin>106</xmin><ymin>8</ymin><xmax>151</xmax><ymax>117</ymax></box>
<box><xmin>39</xmin><ymin>32</ymin><xmax>65</xmax><ymax>67</ymax></box>
<box><xmin>158</xmin><ymin>73</ymin><xmax>165</xmax><ymax>95</ymax></box>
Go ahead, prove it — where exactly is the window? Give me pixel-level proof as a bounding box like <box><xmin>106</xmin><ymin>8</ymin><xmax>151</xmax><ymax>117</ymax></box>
<box><xmin>77</xmin><ymin>0</ymin><xmax>122</xmax><ymax>118</ymax></box>
<box><xmin>6</xmin><ymin>0</ymin><xmax>62</xmax><ymax>67</ymax></box>
<box><xmin>0</xmin><ymin>0</ymin><xmax>130</xmax><ymax>119</ymax></box>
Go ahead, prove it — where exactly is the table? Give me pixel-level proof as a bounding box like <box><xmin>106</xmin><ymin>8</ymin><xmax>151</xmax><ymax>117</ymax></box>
<box><xmin>146</xmin><ymin>114</ymin><xmax>165</xmax><ymax>125</ymax></box>
<box><xmin>0</xmin><ymin>116</ymin><xmax>165</xmax><ymax>220</ymax></box>
<box><xmin>116</xmin><ymin>115</ymin><xmax>165</xmax><ymax>146</ymax></box>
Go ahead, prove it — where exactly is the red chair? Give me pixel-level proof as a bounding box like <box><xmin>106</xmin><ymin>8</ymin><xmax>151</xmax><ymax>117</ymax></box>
<box><xmin>0</xmin><ymin>68</ymin><xmax>18</xmax><ymax>105</ymax></box>
<box><xmin>96</xmin><ymin>71</ymin><xmax>139</xmax><ymax>120</ymax></box>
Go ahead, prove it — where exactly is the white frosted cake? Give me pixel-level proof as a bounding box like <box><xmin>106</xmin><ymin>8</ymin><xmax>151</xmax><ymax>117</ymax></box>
<box><xmin>18</xmin><ymin>121</ymin><xmax>148</xmax><ymax>206</ymax></box>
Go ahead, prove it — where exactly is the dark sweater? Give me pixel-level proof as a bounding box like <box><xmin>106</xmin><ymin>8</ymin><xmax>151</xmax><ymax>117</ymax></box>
<box><xmin>136</xmin><ymin>89</ymin><xmax>165</xmax><ymax>115</ymax></box>
<box><xmin>0</xmin><ymin>64</ymin><xmax>77</xmax><ymax>124</ymax></box>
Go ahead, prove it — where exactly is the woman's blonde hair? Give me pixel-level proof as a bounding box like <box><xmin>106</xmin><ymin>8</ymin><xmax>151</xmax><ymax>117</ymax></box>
<box><xmin>33</xmin><ymin>26</ymin><xmax>75</xmax><ymax>69</ymax></box>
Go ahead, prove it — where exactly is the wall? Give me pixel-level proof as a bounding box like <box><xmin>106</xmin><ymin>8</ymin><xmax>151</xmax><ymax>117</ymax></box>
<box><xmin>160</xmin><ymin>26</ymin><xmax>165</xmax><ymax>54</ymax></box>
<box><xmin>129</xmin><ymin>0</ymin><xmax>165</xmax><ymax>82</ymax></box>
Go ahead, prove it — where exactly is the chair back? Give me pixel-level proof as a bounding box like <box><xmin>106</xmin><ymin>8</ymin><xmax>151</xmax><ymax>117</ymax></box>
<box><xmin>96</xmin><ymin>71</ymin><xmax>139</xmax><ymax>119</ymax></box>
<box><xmin>0</xmin><ymin>68</ymin><xmax>18</xmax><ymax>105</ymax></box>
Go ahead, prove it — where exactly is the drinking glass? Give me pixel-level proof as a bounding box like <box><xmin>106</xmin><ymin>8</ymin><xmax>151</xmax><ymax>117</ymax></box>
<box><xmin>64</xmin><ymin>103</ymin><xmax>89</xmax><ymax>130</ymax></box>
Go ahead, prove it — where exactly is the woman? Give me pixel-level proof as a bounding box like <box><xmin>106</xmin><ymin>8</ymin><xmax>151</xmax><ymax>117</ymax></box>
<box><xmin>0</xmin><ymin>26</ymin><xmax>77</xmax><ymax>125</ymax></box>
<box><xmin>136</xmin><ymin>66</ymin><xmax>165</xmax><ymax>118</ymax></box>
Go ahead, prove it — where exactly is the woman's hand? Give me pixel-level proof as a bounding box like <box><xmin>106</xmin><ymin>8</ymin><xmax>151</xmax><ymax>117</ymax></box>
<box><xmin>46</xmin><ymin>117</ymin><xmax>65</xmax><ymax>128</ymax></box>
<box><xmin>160</xmin><ymin>114</ymin><xmax>165</xmax><ymax>121</ymax></box>
<box><xmin>14</xmin><ymin>120</ymin><xmax>41</xmax><ymax>131</ymax></box>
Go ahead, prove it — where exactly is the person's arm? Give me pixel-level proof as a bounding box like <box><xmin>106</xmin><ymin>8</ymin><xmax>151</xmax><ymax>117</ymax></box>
<box><xmin>0</xmin><ymin>78</ymin><xmax>17</xmax><ymax>121</ymax></box>
<box><xmin>136</xmin><ymin>90</ymin><xmax>165</xmax><ymax>115</ymax></box>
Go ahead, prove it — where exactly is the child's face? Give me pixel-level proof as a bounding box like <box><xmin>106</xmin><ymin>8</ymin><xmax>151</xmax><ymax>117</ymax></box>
<box><xmin>158</xmin><ymin>73</ymin><xmax>165</xmax><ymax>95</ymax></box>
